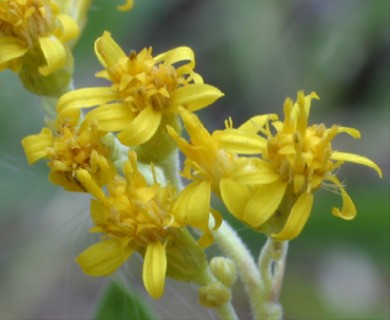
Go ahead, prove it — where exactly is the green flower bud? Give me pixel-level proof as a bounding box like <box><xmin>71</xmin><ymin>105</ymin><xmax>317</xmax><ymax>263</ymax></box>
<box><xmin>199</xmin><ymin>282</ymin><xmax>231</xmax><ymax>308</ymax></box>
<box><xmin>18</xmin><ymin>46</ymin><xmax>73</xmax><ymax>97</ymax></box>
<box><xmin>210</xmin><ymin>257</ymin><xmax>237</xmax><ymax>288</ymax></box>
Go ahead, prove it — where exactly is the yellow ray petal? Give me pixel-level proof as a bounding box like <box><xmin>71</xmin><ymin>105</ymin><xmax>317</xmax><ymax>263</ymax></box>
<box><xmin>337</xmin><ymin>126</ymin><xmax>361</xmax><ymax>139</ymax></box>
<box><xmin>327</xmin><ymin>176</ymin><xmax>357</xmax><ymax>220</ymax></box>
<box><xmin>94</xmin><ymin>31</ymin><xmax>126</xmax><ymax>69</ymax></box>
<box><xmin>331</xmin><ymin>151</ymin><xmax>382</xmax><ymax>178</ymax></box>
<box><xmin>154</xmin><ymin>46</ymin><xmax>195</xmax><ymax>67</ymax></box>
<box><xmin>238</xmin><ymin>114</ymin><xmax>278</xmax><ymax>133</ymax></box>
<box><xmin>215</xmin><ymin>128</ymin><xmax>267</xmax><ymax>154</ymax></box>
<box><xmin>243</xmin><ymin>179</ymin><xmax>288</xmax><ymax>228</ymax></box>
<box><xmin>76</xmin><ymin>238</ymin><xmax>133</xmax><ymax>276</ymax></box>
<box><xmin>57</xmin><ymin>87</ymin><xmax>116</xmax><ymax>114</ymax></box>
<box><xmin>232</xmin><ymin>159</ymin><xmax>279</xmax><ymax>185</ymax></box>
<box><xmin>76</xmin><ymin>169</ymin><xmax>107</xmax><ymax>202</ymax></box>
<box><xmin>49</xmin><ymin>170</ymin><xmax>84</xmax><ymax>192</ymax></box>
<box><xmin>117</xmin><ymin>106</ymin><xmax>162</xmax><ymax>146</ymax></box>
<box><xmin>171</xmin><ymin>84</ymin><xmax>224</xmax><ymax>112</ymax></box>
<box><xmin>173</xmin><ymin>181</ymin><xmax>211</xmax><ymax>230</ymax></box>
<box><xmin>0</xmin><ymin>37</ymin><xmax>28</xmax><ymax>65</ymax></box>
<box><xmin>143</xmin><ymin>242</ymin><xmax>167</xmax><ymax>299</ymax></box>
<box><xmin>272</xmin><ymin>192</ymin><xmax>314</xmax><ymax>240</ymax></box>
<box><xmin>220</xmin><ymin>178</ymin><xmax>251</xmax><ymax>219</ymax></box>
<box><xmin>38</xmin><ymin>36</ymin><xmax>66</xmax><ymax>76</ymax></box>
<box><xmin>85</xmin><ymin>103</ymin><xmax>135</xmax><ymax>131</ymax></box>
<box><xmin>55</xmin><ymin>14</ymin><xmax>80</xmax><ymax>43</ymax></box>
<box><xmin>90</xmin><ymin>199</ymin><xmax>107</xmax><ymax>226</ymax></box>
<box><xmin>117</xmin><ymin>0</ymin><xmax>134</xmax><ymax>11</ymax></box>
<box><xmin>21</xmin><ymin>128</ymin><xmax>54</xmax><ymax>164</ymax></box>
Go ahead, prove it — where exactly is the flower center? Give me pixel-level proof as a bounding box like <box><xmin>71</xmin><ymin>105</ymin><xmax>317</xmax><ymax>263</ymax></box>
<box><xmin>267</xmin><ymin>123</ymin><xmax>334</xmax><ymax>194</ymax></box>
<box><xmin>48</xmin><ymin>121</ymin><xmax>109</xmax><ymax>174</ymax></box>
<box><xmin>0</xmin><ymin>0</ymin><xmax>57</xmax><ymax>47</ymax></box>
<box><xmin>100</xmin><ymin>184</ymin><xmax>176</xmax><ymax>249</ymax></box>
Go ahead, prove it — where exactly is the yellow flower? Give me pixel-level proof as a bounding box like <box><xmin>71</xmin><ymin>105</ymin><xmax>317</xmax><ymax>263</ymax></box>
<box><xmin>0</xmin><ymin>0</ymin><xmax>80</xmax><ymax>95</ymax></box>
<box><xmin>75</xmin><ymin>151</ymin><xmax>196</xmax><ymax>299</ymax></box>
<box><xmin>21</xmin><ymin>110</ymin><xmax>115</xmax><ymax>191</ymax></box>
<box><xmin>57</xmin><ymin>31</ymin><xmax>224</xmax><ymax>146</ymax></box>
<box><xmin>167</xmin><ymin>108</ymin><xmax>278</xmax><ymax>246</ymax></box>
<box><xmin>218</xmin><ymin>91</ymin><xmax>382</xmax><ymax>240</ymax></box>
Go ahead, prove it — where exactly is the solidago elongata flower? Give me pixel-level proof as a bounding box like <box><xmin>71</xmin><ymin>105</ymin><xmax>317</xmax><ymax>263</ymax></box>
<box><xmin>57</xmin><ymin>31</ymin><xmax>224</xmax><ymax>146</ymax></box>
<box><xmin>167</xmin><ymin>107</ymin><xmax>279</xmax><ymax>246</ymax></box>
<box><xmin>0</xmin><ymin>0</ymin><xmax>80</xmax><ymax>95</ymax></box>
<box><xmin>21</xmin><ymin>110</ymin><xmax>115</xmax><ymax>191</ymax></box>
<box><xmin>218</xmin><ymin>91</ymin><xmax>383</xmax><ymax>240</ymax></box>
<box><xmin>75</xmin><ymin>152</ymin><xmax>206</xmax><ymax>299</ymax></box>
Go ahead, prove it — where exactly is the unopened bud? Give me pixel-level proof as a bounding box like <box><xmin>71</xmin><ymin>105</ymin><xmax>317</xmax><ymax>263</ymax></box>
<box><xmin>210</xmin><ymin>257</ymin><xmax>237</xmax><ymax>288</ymax></box>
<box><xmin>198</xmin><ymin>282</ymin><xmax>231</xmax><ymax>308</ymax></box>
<box><xmin>18</xmin><ymin>46</ymin><xmax>73</xmax><ymax>97</ymax></box>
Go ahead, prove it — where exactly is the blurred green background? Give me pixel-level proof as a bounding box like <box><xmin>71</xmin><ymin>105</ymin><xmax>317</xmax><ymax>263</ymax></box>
<box><xmin>0</xmin><ymin>0</ymin><xmax>388</xmax><ymax>319</ymax></box>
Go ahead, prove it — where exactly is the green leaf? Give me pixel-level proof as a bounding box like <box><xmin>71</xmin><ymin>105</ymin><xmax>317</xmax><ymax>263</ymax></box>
<box><xmin>94</xmin><ymin>280</ymin><xmax>157</xmax><ymax>320</ymax></box>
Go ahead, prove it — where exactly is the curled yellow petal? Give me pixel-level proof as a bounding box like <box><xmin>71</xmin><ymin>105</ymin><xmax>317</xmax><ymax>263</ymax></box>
<box><xmin>143</xmin><ymin>242</ymin><xmax>167</xmax><ymax>299</ymax></box>
<box><xmin>76</xmin><ymin>238</ymin><xmax>133</xmax><ymax>276</ymax></box>
<box><xmin>117</xmin><ymin>106</ymin><xmax>162</xmax><ymax>146</ymax></box>
<box><xmin>171</xmin><ymin>84</ymin><xmax>224</xmax><ymax>112</ymax></box>
<box><xmin>331</xmin><ymin>151</ymin><xmax>382</xmax><ymax>178</ymax></box>
<box><xmin>21</xmin><ymin>128</ymin><xmax>54</xmax><ymax>164</ymax></box>
<box><xmin>55</xmin><ymin>14</ymin><xmax>80</xmax><ymax>43</ymax></box>
<box><xmin>327</xmin><ymin>176</ymin><xmax>357</xmax><ymax>220</ymax></box>
<box><xmin>155</xmin><ymin>46</ymin><xmax>195</xmax><ymax>67</ymax></box>
<box><xmin>243</xmin><ymin>179</ymin><xmax>288</xmax><ymax>228</ymax></box>
<box><xmin>117</xmin><ymin>0</ymin><xmax>134</xmax><ymax>12</ymax></box>
<box><xmin>38</xmin><ymin>36</ymin><xmax>66</xmax><ymax>76</ymax></box>
<box><xmin>95</xmin><ymin>31</ymin><xmax>126</xmax><ymax>70</ymax></box>
<box><xmin>272</xmin><ymin>192</ymin><xmax>314</xmax><ymax>240</ymax></box>
<box><xmin>337</xmin><ymin>126</ymin><xmax>361</xmax><ymax>139</ymax></box>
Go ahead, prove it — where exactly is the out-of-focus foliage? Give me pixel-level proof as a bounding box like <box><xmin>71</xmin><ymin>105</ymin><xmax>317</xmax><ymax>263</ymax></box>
<box><xmin>1</xmin><ymin>0</ymin><xmax>388</xmax><ymax>319</ymax></box>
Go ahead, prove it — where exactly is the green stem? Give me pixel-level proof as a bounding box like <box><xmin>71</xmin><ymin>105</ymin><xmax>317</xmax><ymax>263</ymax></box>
<box><xmin>214</xmin><ymin>221</ymin><xmax>266</xmax><ymax>320</ymax></box>
<box><xmin>161</xmin><ymin>149</ymin><xmax>183</xmax><ymax>190</ymax></box>
<box><xmin>257</xmin><ymin>237</ymin><xmax>288</xmax><ymax>320</ymax></box>
<box><xmin>162</xmin><ymin>151</ymin><xmax>238</xmax><ymax>320</ymax></box>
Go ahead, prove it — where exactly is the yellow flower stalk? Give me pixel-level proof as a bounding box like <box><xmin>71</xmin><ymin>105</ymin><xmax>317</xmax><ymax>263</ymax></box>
<box><xmin>75</xmin><ymin>151</ymin><xmax>206</xmax><ymax>299</ymax></box>
<box><xmin>218</xmin><ymin>91</ymin><xmax>382</xmax><ymax>240</ymax></box>
<box><xmin>21</xmin><ymin>111</ymin><xmax>115</xmax><ymax>191</ymax></box>
<box><xmin>57</xmin><ymin>31</ymin><xmax>224</xmax><ymax>147</ymax></box>
<box><xmin>0</xmin><ymin>0</ymin><xmax>80</xmax><ymax>96</ymax></box>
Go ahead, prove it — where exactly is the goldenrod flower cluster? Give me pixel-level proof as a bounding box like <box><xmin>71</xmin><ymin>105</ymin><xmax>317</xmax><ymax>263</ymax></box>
<box><xmin>3</xmin><ymin>1</ymin><xmax>382</xmax><ymax>314</ymax></box>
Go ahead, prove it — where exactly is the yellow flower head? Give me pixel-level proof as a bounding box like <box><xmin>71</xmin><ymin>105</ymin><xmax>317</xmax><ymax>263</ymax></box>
<box><xmin>218</xmin><ymin>91</ymin><xmax>382</xmax><ymax>240</ymax></box>
<box><xmin>0</xmin><ymin>0</ymin><xmax>80</xmax><ymax>95</ymax></box>
<box><xmin>57</xmin><ymin>31</ymin><xmax>224</xmax><ymax>146</ymax></box>
<box><xmin>21</xmin><ymin>111</ymin><xmax>115</xmax><ymax>191</ymax></box>
<box><xmin>75</xmin><ymin>152</ymin><xmax>183</xmax><ymax>299</ymax></box>
<box><xmin>167</xmin><ymin>108</ymin><xmax>279</xmax><ymax>246</ymax></box>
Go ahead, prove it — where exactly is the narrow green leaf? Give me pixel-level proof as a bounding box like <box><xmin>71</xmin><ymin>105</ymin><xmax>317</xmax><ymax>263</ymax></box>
<box><xmin>94</xmin><ymin>280</ymin><xmax>157</xmax><ymax>320</ymax></box>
